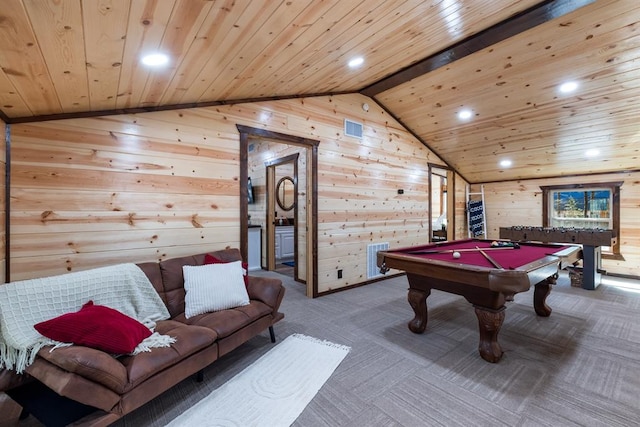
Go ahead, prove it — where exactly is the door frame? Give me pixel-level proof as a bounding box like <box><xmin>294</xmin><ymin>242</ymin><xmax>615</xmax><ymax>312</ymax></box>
<box><xmin>237</xmin><ymin>125</ymin><xmax>319</xmax><ymax>297</ymax></box>
<box><xmin>428</xmin><ymin>163</ymin><xmax>455</xmax><ymax>241</ymax></box>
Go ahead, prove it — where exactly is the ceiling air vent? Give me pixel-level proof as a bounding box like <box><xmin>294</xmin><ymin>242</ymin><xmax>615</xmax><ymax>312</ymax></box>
<box><xmin>344</xmin><ymin>119</ymin><xmax>363</xmax><ymax>139</ymax></box>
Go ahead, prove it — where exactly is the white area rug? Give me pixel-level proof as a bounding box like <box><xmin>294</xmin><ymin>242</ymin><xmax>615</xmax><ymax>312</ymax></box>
<box><xmin>166</xmin><ymin>334</ymin><xmax>350</xmax><ymax>427</ymax></box>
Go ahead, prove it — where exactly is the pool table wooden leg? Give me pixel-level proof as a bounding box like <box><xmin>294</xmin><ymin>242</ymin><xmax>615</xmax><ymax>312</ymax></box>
<box><xmin>407</xmin><ymin>288</ymin><xmax>430</xmax><ymax>333</ymax></box>
<box><xmin>533</xmin><ymin>275</ymin><xmax>556</xmax><ymax>317</ymax></box>
<box><xmin>474</xmin><ymin>306</ymin><xmax>505</xmax><ymax>363</ymax></box>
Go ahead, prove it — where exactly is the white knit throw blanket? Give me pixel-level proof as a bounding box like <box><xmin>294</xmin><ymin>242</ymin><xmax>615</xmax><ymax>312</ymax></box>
<box><xmin>0</xmin><ymin>263</ymin><xmax>176</xmax><ymax>373</ymax></box>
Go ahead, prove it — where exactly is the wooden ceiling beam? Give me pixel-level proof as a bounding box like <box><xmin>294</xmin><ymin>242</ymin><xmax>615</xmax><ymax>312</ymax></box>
<box><xmin>360</xmin><ymin>0</ymin><xmax>596</xmax><ymax>97</ymax></box>
<box><xmin>4</xmin><ymin>91</ymin><xmax>354</xmax><ymax>124</ymax></box>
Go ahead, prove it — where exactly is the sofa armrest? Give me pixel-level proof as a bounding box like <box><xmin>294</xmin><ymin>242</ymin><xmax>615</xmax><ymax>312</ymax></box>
<box><xmin>246</xmin><ymin>276</ymin><xmax>285</xmax><ymax>317</ymax></box>
<box><xmin>0</xmin><ymin>368</ymin><xmax>32</xmax><ymax>392</ymax></box>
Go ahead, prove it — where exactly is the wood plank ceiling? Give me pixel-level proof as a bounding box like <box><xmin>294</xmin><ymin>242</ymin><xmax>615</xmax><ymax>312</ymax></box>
<box><xmin>0</xmin><ymin>0</ymin><xmax>638</xmax><ymax>183</ymax></box>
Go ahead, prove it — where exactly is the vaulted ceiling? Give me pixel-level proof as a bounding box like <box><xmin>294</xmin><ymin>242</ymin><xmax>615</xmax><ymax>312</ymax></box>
<box><xmin>1</xmin><ymin>0</ymin><xmax>638</xmax><ymax>183</ymax></box>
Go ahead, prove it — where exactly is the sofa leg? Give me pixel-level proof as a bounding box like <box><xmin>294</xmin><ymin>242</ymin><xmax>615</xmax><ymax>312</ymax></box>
<box><xmin>195</xmin><ymin>370</ymin><xmax>204</xmax><ymax>383</ymax></box>
<box><xmin>269</xmin><ymin>326</ymin><xmax>276</xmax><ymax>343</ymax></box>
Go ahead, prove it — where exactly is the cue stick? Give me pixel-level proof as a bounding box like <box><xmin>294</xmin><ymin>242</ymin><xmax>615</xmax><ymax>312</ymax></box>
<box><xmin>475</xmin><ymin>246</ymin><xmax>504</xmax><ymax>269</ymax></box>
<box><xmin>406</xmin><ymin>246</ymin><xmax>517</xmax><ymax>255</ymax></box>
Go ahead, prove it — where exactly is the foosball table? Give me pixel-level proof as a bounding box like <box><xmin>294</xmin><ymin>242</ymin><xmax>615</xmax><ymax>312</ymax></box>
<box><xmin>499</xmin><ymin>226</ymin><xmax>617</xmax><ymax>290</ymax></box>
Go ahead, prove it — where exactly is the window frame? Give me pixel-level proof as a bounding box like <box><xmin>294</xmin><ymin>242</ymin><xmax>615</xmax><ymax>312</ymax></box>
<box><xmin>541</xmin><ymin>182</ymin><xmax>622</xmax><ymax>259</ymax></box>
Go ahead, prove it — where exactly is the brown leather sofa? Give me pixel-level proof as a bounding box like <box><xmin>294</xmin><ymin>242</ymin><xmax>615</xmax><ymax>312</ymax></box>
<box><xmin>0</xmin><ymin>248</ymin><xmax>285</xmax><ymax>426</ymax></box>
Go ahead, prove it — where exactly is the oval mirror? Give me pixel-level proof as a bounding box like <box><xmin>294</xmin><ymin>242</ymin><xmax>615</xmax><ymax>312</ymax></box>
<box><xmin>276</xmin><ymin>176</ymin><xmax>295</xmax><ymax>211</ymax></box>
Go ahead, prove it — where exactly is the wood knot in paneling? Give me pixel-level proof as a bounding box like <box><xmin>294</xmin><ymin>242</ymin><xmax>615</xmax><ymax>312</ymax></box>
<box><xmin>191</xmin><ymin>214</ymin><xmax>203</xmax><ymax>228</ymax></box>
<box><xmin>40</xmin><ymin>211</ymin><xmax>53</xmax><ymax>222</ymax></box>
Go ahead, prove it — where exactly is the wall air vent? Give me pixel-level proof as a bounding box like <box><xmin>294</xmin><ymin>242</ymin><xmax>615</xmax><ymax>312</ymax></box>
<box><xmin>344</xmin><ymin>119</ymin><xmax>363</xmax><ymax>139</ymax></box>
<box><xmin>367</xmin><ymin>242</ymin><xmax>389</xmax><ymax>279</ymax></box>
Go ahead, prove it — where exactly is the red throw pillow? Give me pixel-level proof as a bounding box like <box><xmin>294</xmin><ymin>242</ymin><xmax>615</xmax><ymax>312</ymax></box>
<box><xmin>204</xmin><ymin>254</ymin><xmax>249</xmax><ymax>287</ymax></box>
<box><xmin>34</xmin><ymin>301</ymin><xmax>152</xmax><ymax>354</ymax></box>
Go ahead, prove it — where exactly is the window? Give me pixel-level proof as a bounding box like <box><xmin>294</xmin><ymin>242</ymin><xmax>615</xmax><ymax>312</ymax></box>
<box><xmin>550</xmin><ymin>189</ymin><xmax>611</xmax><ymax>229</ymax></box>
<box><xmin>541</xmin><ymin>182</ymin><xmax>622</xmax><ymax>257</ymax></box>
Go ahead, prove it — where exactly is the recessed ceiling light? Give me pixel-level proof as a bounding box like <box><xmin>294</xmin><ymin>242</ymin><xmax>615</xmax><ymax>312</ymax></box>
<box><xmin>559</xmin><ymin>81</ymin><xmax>579</xmax><ymax>93</ymax></box>
<box><xmin>499</xmin><ymin>159</ymin><xmax>512</xmax><ymax>168</ymax></box>
<box><xmin>585</xmin><ymin>148</ymin><xmax>600</xmax><ymax>157</ymax></box>
<box><xmin>458</xmin><ymin>109</ymin><xmax>472</xmax><ymax>120</ymax></box>
<box><xmin>141</xmin><ymin>53</ymin><xmax>169</xmax><ymax>67</ymax></box>
<box><xmin>348</xmin><ymin>57</ymin><xmax>364</xmax><ymax>68</ymax></box>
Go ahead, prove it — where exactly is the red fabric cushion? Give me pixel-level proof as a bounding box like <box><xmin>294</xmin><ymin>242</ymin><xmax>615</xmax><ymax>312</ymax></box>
<box><xmin>34</xmin><ymin>301</ymin><xmax>152</xmax><ymax>354</ymax></box>
<box><xmin>204</xmin><ymin>254</ymin><xmax>249</xmax><ymax>287</ymax></box>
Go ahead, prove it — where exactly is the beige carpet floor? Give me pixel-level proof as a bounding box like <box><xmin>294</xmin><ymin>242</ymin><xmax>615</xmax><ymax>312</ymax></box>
<box><xmin>3</xmin><ymin>271</ymin><xmax>640</xmax><ymax>426</ymax></box>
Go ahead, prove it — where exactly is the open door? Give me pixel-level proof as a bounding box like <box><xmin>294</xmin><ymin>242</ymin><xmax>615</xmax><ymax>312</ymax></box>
<box><xmin>265</xmin><ymin>154</ymin><xmax>298</xmax><ymax>275</ymax></box>
<box><xmin>428</xmin><ymin>164</ymin><xmax>454</xmax><ymax>242</ymax></box>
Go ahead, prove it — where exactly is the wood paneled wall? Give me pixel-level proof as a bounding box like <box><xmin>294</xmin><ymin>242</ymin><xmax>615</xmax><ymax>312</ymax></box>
<box><xmin>476</xmin><ymin>174</ymin><xmax>640</xmax><ymax>276</ymax></box>
<box><xmin>0</xmin><ymin>118</ymin><xmax>5</xmax><ymax>283</ymax></box>
<box><xmin>10</xmin><ymin>112</ymin><xmax>244</xmax><ymax>281</ymax></box>
<box><xmin>9</xmin><ymin>94</ymin><xmax>458</xmax><ymax>293</ymax></box>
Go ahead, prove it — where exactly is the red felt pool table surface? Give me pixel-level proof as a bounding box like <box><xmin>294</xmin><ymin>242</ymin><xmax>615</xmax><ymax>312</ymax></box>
<box><xmin>392</xmin><ymin>239</ymin><xmax>574</xmax><ymax>270</ymax></box>
<box><xmin>376</xmin><ymin>238</ymin><xmax>582</xmax><ymax>363</ymax></box>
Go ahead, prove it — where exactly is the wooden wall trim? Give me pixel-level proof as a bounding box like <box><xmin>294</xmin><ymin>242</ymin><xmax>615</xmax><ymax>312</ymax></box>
<box><xmin>4</xmin><ymin>123</ymin><xmax>9</xmax><ymax>283</ymax></box>
<box><xmin>264</xmin><ymin>153</ymin><xmax>299</xmax><ymax>168</ymax></box>
<box><xmin>540</xmin><ymin>181</ymin><xmax>624</xmax><ymax>191</ymax></box>
<box><xmin>238</xmin><ymin>125</ymin><xmax>320</xmax><ymax>147</ymax></box>
<box><xmin>5</xmin><ymin>92</ymin><xmax>354</xmax><ymax>125</ymax></box>
<box><xmin>480</xmin><ymin>169</ymin><xmax>640</xmax><ymax>185</ymax></box>
<box><xmin>239</xmin><ymin>130</ymin><xmax>249</xmax><ymax>264</ymax></box>
<box><xmin>310</xmin><ymin>143</ymin><xmax>318</xmax><ymax>297</ymax></box>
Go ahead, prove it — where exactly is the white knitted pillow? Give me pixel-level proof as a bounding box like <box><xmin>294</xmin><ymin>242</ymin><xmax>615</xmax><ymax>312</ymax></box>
<box><xmin>183</xmin><ymin>261</ymin><xmax>250</xmax><ymax>318</ymax></box>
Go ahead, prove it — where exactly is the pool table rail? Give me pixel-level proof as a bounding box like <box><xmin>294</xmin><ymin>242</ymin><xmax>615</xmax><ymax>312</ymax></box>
<box><xmin>377</xmin><ymin>250</ymin><xmax>576</xmax><ymax>295</ymax></box>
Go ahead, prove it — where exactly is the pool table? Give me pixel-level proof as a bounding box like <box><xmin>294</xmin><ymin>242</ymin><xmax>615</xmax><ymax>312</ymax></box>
<box><xmin>377</xmin><ymin>238</ymin><xmax>581</xmax><ymax>362</ymax></box>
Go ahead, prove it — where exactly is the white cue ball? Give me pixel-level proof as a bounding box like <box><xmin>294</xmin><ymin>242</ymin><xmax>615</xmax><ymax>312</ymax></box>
<box><xmin>452</xmin><ymin>251</ymin><xmax>461</xmax><ymax>259</ymax></box>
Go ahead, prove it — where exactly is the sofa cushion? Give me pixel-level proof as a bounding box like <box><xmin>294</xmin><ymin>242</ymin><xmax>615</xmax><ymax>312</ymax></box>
<box><xmin>183</xmin><ymin>262</ymin><xmax>250</xmax><ymax>318</ymax></box>
<box><xmin>35</xmin><ymin>344</ymin><xmax>129</xmax><ymax>393</ymax></box>
<box><xmin>119</xmin><ymin>321</ymin><xmax>218</xmax><ymax>392</ymax></box>
<box><xmin>35</xmin><ymin>320</ymin><xmax>217</xmax><ymax>394</ymax></box>
<box><xmin>178</xmin><ymin>300</ymin><xmax>272</xmax><ymax>339</ymax></box>
<box><xmin>34</xmin><ymin>301</ymin><xmax>152</xmax><ymax>354</ymax></box>
<box><xmin>158</xmin><ymin>254</ymin><xmax>203</xmax><ymax>318</ymax></box>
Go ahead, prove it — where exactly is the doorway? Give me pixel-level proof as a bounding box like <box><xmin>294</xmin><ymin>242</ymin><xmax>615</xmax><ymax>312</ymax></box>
<box><xmin>265</xmin><ymin>154</ymin><xmax>298</xmax><ymax>279</ymax></box>
<box><xmin>237</xmin><ymin>125</ymin><xmax>319</xmax><ymax>298</ymax></box>
<box><xmin>428</xmin><ymin>164</ymin><xmax>454</xmax><ymax>242</ymax></box>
